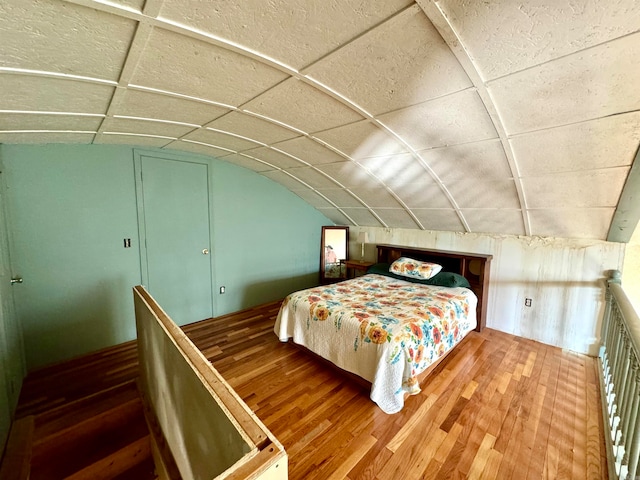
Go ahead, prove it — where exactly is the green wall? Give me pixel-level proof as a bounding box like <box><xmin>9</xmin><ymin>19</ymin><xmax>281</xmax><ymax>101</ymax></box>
<box><xmin>211</xmin><ymin>161</ymin><xmax>323</xmax><ymax>313</ymax></box>
<box><xmin>1</xmin><ymin>144</ymin><xmax>330</xmax><ymax>370</ymax></box>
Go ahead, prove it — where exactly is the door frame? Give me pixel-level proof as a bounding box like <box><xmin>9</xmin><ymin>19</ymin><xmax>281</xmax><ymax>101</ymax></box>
<box><xmin>133</xmin><ymin>149</ymin><xmax>215</xmax><ymax>318</ymax></box>
<box><xmin>0</xmin><ymin>166</ymin><xmax>26</xmax><ymax>451</ymax></box>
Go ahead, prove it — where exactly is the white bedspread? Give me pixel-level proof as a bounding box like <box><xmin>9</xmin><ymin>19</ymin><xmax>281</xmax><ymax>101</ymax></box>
<box><xmin>274</xmin><ymin>274</ymin><xmax>477</xmax><ymax>414</ymax></box>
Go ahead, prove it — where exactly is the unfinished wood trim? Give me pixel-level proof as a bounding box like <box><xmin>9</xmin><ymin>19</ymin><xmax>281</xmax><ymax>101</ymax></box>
<box><xmin>135</xmin><ymin>286</ymin><xmax>268</xmax><ymax>445</ymax></box>
<box><xmin>138</xmin><ymin>385</ymin><xmax>181</xmax><ymax>480</ymax></box>
<box><xmin>133</xmin><ymin>286</ymin><xmax>287</xmax><ymax>480</ymax></box>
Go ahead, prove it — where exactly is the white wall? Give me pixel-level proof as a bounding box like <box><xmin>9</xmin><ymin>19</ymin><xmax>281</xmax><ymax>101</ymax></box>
<box><xmin>350</xmin><ymin>227</ymin><xmax>625</xmax><ymax>356</ymax></box>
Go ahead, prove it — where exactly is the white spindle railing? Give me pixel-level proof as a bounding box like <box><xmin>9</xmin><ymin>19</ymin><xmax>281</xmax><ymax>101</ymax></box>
<box><xmin>599</xmin><ymin>270</ymin><xmax>640</xmax><ymax>480</ymax></box>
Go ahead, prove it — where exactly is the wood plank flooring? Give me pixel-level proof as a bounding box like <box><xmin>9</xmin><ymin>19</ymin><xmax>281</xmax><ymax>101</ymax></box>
<box><xmin>5</xmin><ymin>300</ymin><xmax>608</xmax><ymax>479</ymax></box>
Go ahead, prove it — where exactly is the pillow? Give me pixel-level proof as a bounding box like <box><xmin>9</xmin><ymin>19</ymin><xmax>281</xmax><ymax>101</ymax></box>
<box><xmin>389</xmin><ymin>257</ymin><xmax>442</xmax><ymax>280</ymax></box>
<box><xmin>427</xmin><ymin>271</ymin><xmax>471</xmax><ymax>288</ymax></box>
<box><xmin>366</xmin><ymin>263</ymin><xmax>471</xmax><ymax>288</ymax></box>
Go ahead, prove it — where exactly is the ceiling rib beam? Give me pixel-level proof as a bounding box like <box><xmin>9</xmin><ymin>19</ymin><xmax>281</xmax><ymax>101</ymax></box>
<box><xmin>298</xmin><ymin>75</ymin><xmax>469</xmax><ymax>231</ymax></box>
<box><xmin>94</xmin><ymin>21</ymin><xmax>155</xmax><ymax>143</ymax></box>
<box><xmin>608</xmin><ymin>145</ymin><xmax>640</xmax><ymax>243</ymax></box>
<box><xmin>58</xmin><ymin>0</ymin><xmax>431</xmax><ymax>230</ymax></box>
<box><xmin>310</xmin><ymin>137</ymin><xmax>425</xmax><ymax>230</ymax></box>
<box><xmin>142</xmin><ymin>0</ymin><xmax>164</xmax><ymax>18</ymax></box>
<box><xmin>416</xmin><ymin>0</ymin><xmax>532</xmax><ymax>236</ymax></box>
<box><xmin>58</xmin><ymin>0</ymin><xmax>467</xmax><ymax>230</ymax></box>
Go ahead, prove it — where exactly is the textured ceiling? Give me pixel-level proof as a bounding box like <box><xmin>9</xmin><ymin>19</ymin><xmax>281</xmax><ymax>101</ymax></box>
<box><xmin>1</xmin><ymin>0</ymin><xmax>639</xmax><ymax>240</ymax></box>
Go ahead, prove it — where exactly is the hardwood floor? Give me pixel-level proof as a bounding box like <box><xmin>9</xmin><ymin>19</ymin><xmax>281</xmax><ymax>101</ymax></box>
<box><xmin>4</xmin><ymin>300</ymin><xmax>608</xmax><ymax>479</ymax></box>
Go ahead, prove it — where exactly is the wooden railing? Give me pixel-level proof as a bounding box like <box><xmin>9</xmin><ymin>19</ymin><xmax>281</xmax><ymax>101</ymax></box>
<box><xmin>599</xmin><ymin>271</ymin><xmax>640</xmax><ymax>480</ymax></box>
<box><xmin>133</xmin><ymin>286</ymin><xmax>287</xmax><ymax>480</ymax></box>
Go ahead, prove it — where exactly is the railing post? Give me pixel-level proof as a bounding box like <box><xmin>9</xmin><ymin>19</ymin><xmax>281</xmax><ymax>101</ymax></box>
<box><xmin>598</xmin><ymin>270</ymin><xmax>640</xmax><ymax>480</ymax></box>
<box><xmin>627</xmin><ymin>369</ymin><xmax>640</xmax><ymax>478</ymax></box>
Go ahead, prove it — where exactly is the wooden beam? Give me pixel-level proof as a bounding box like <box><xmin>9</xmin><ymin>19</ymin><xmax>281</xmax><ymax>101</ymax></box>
<box><xmin>608</xmin><ymin>144</ymin><xmax>640</xmax><ymax>243</ymax></box>
<box><xmin>133</xmin><ymin>286</ymin><xmax>287</xmax><ymax>480</ymax></box>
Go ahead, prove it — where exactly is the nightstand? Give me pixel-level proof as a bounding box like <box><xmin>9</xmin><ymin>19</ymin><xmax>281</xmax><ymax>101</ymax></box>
<box><xmin>343</xmin><ymin>260</ymin><xmax>374</xmax><ymax>279</ymax></box>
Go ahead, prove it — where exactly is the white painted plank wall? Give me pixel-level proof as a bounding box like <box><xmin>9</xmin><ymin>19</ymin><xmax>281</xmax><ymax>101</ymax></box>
<box><xmin>350</xmin><ymin>227</ymin><xmax>625</xmax><ymax>355</ymax></box>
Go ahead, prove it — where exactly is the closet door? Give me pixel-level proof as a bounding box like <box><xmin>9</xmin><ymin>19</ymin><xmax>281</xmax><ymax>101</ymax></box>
<box><xmin>137</xmin><ymin>154</ymin><xmax>213</xmax><ymax>325</ymax></box>
<box><xmin>0</xmin><ymin>170</ymin><xmax>23</xmax><ymax>452</ymax></box>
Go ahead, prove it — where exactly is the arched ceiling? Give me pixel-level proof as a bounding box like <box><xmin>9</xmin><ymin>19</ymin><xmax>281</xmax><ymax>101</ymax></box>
<box><xmin>1</xmin><ymin>0</ymin><xmax>639</xmax><ymax>240</ymax></box>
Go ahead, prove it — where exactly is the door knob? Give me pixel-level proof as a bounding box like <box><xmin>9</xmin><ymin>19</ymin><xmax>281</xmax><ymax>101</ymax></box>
<box><xmin>202</xmin><ymin>249</ymin><xmax>209</xmax><ymax>255</ymax></box>
<box><xmin>10</xmin><ymin>277</ymin><xmax>23</xmax><ymax>285</ymax></box>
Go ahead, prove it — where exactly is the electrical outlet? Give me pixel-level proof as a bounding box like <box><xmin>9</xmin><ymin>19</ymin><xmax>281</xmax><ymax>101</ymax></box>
<box><xmin>525</xmin><ymin>298</ymin><xmax>532</xmax><ymax>307</ymax></box>
<box><xmin>219</xmin><ymin>286</ymin><xmax>226</xmax><ymax>294</ymax></box>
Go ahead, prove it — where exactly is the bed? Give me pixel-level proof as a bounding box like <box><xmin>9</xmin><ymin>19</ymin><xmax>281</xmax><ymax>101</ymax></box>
<box><xmin>274</xmin><ymin>244</ymin><xmax>492</xmax><ymax>414</ymax></box>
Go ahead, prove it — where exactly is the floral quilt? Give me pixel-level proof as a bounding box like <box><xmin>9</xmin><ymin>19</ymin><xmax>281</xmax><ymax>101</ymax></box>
<box><xmin>274</xmin><ymin>273</ymin><xmax>477</xmax><ymax>414</ymax></box>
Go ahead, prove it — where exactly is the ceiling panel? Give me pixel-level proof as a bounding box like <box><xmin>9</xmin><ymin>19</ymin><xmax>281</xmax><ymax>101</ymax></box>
<box><xmin>0</xmin><ymin>113</ymin><xmax>103</xmax><ymax>131</ymax></box>
<box><xmin>334</xmin><ymin>208</ymin><xmax>385</xmax><ymax>227</ymax></box>
<box><xmin>289</xmin><ymin>189</ymin><xmax>336</xmax><ymax>209</ymax></box>
<box><xmin>306</xmin><ymin>5</ymin><xmax>471</xmax><ymax>115</ymax></box>
<box><xmin>157</xmin><ymin>0</ymin><xmax>413</xmax><ymax>70</ymax></box>
<box><xmin>206</xmin><ymin>112</ymin><xmax>300</xmax><ymax>144</ymax></box>
<box><xmin>315</xmin><ymin>188</ymin><xmax>366</xmax><ymax>208</ymax></box>
<box><xmin>378</xmin><ymin>89</ymin><xmax>498</xmax><ymax>150</ymax></box>
<box><xmin>489</xmin><ymin>33</ymin><xmax>640</xmax><ymax>134</ymax></box>
<box><xmin>462</xmin><ymin>209</ymin><xmax>525</xmax><ymax>236</ymax></box>
<box><xmin>529</xmin><ymin>208</ymin><xmax>615</xmax><ymax>240</ymax></box>
<box><xmin>242</xmin><ymin>78</ymin><xmax>363</xmax><ymax>134</ymax></box>
<box><xmin>446</xmin><ymin>178</ymin><xmax>520</xmax><ymax>209</ymax></box>
<box><xmin>101</xmin><ymin>117</ymin><xmax>195</xmax><ymax>138</ymax></box>
<box><xmin>424</xmin><ymin>140</ymin><xmax>513</xmax><ymax>184</ymax></box>
<box><xmin>182</xmin><ymin>128</ymin><xmax>262</xmax><ymax>152</ymax></box>
<box><xmin>316</xmin><ymin>208</ymin><xmax>354</xmax><ymax>226</ymax></box>
<box><xmin>260</xmin><ymin>170</ymin><xmax>310</xmax><ymax>191</ymax></box>
<box><xmin>240</xmin><ymin>147</ymin><xmax>303</xmax><ymax>169</ymax></box>
<box><xmin>115</xmin><ymin>89</ymin><xmax>230</xmax><ymax>125</ymax></box>
<box><xmin>0</xmin><ymin>76</ymin><xmax>114</xmax><ymax>113</ymax></box>
<box><xmin>0</xmin><ymin>0</ymin><xmax>136</xmax><ymax>82</ymax></box>
<box><xmin>375</xmin><ymin>209</ymin><xmax>420</xmax><ymax>229</ymax></box>
<box><xmin>412</xmin><ymin>209</ymin><xmax>465</xmax><ymax>232</ymax></box>
<box><xmin>219</xmin><ymin>153</ymin><xmax>274</xmax><ymax>173</ymax></box>
<box><xmin>313</xmin><ymin>120</ymin><xmax>407</xmax><ymax>160</ymax></box>
<box><xmin>317</xmin><ymin>162</ymin><xmax>377</xmax><ymax>188</ymax></box>
<box><xmin>357</xmin><ymin>153</ymin><xmax>428</xmax><ymax>188</ymax></box>
<box><xmin>171</xmin><ymin>140</ymin><xmax>239</xmax><ymax>159</ymax></box>
<box><xmin>439</xmin><ymin>0</ymin><xmax>640</xmax><ymax>80</ymax></box>
<box><xmin>130</xmin><ymin>27</ymin><xmax>289</xmax><ymax>106</ymax></box>
<box><xmin>396</xmin><ymin>182</ymin><xmax>453</xmax><ymax>209</ymax></box>
<box><xmin>524</xmin><ymin>169</ymin><xmax>629</xmax><ymax>209</ymax></box>
<box><xmin>273</xmin><ymin>137</ymin><xmax>345</xmax><ymax>165</ymax></box>
<box><xmin>347</xmin><ymin>188</ymin><xmax>403</xmax><ymax>209</ymax></box>
<box><xmin>512</xmin><ymin>112</ymin><xmax>640</xmax><ymax>176</ymax></box>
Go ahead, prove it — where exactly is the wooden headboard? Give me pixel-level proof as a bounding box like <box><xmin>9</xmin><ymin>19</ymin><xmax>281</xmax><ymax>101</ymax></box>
<box><xmin>376</xmin><ymin>244</ymin><xmax>492</xmax><ymax>332</ymax></box>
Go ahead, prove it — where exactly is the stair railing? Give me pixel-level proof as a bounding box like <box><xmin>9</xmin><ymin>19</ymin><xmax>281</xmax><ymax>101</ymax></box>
<box><xmin>599</xmin><ymin>270</ymin><xmax>640</xmax><ymax>480</ymax></box>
